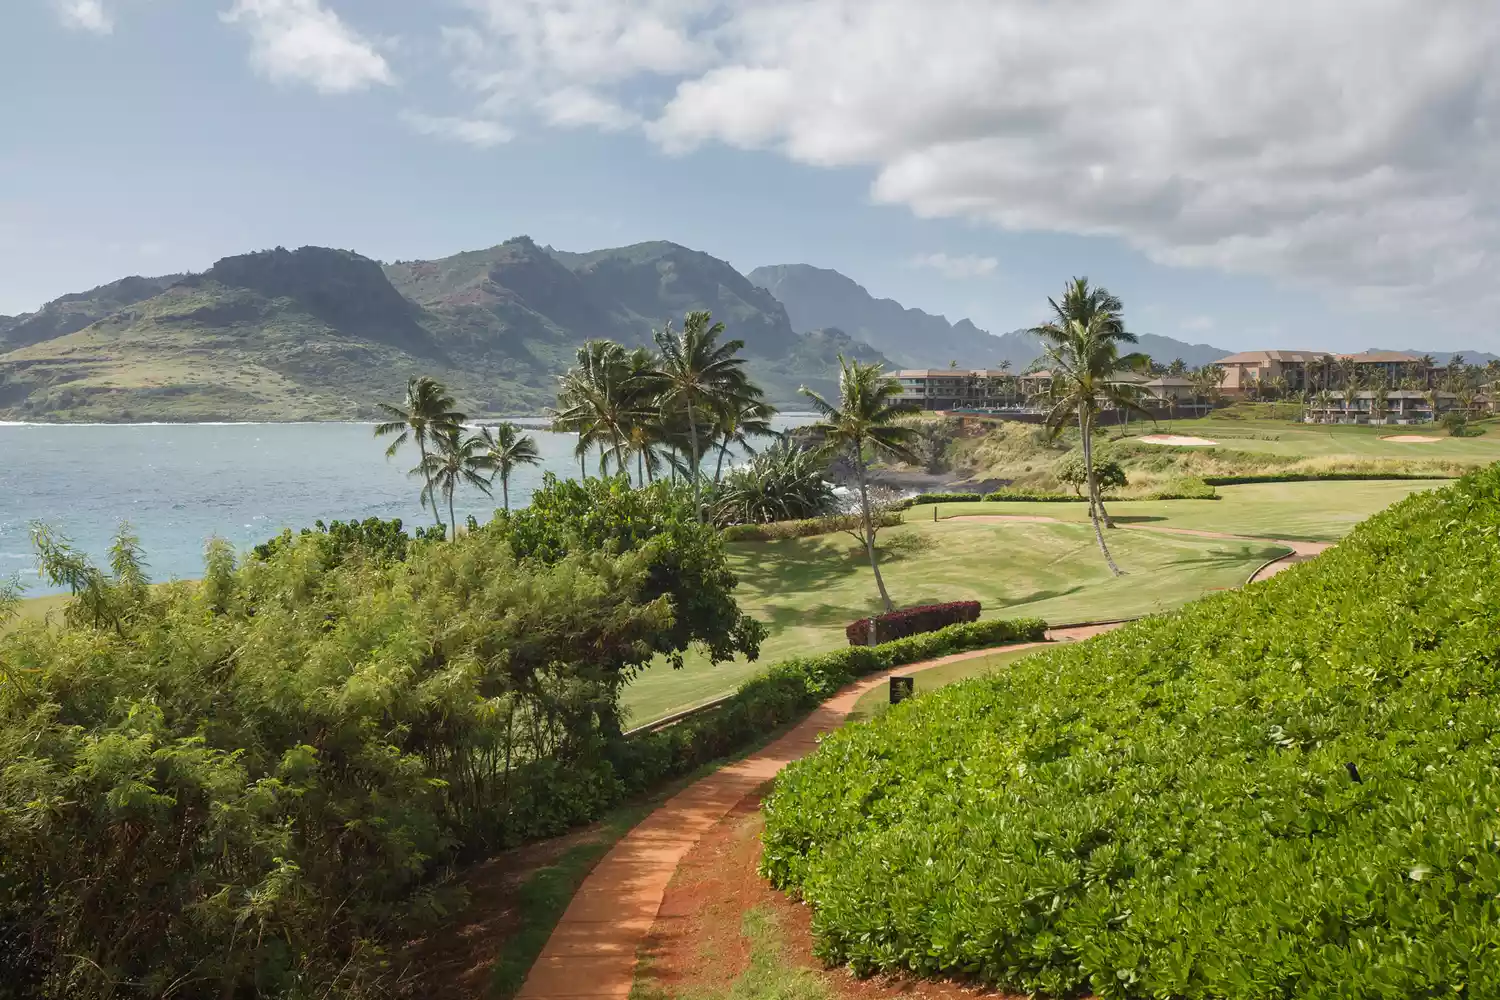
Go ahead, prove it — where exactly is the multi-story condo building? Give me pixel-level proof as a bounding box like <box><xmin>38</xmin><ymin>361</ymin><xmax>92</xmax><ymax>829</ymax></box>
<box><xmin>1215</xmin><ymin>350</ymin><xmax>1430</xmax><ymax>396</ymax></box>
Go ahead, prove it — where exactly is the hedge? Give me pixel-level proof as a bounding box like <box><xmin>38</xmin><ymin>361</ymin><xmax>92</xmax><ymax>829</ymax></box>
<box><xmin>721</xmin><ymin>511</ymin><xmax>902</xmax><ymax>542</ymax></box>
<box><xmin>761</xmin><ymin>467</ymin><xmax>1500</xmax><ymax>998</ymax></box>
<box><xmin>897</xmin><ymin>492</ymin><xmax>984</xmax><ymax>508</ymax></box>
<box><xmin>618</xmin><ymin>615</ymin><xmax>1049</xmax><ymax>785</ymax></box>
<box><xmin>1201</xmin><ymin>471</ymin><xmax>1460</xmax><ymax>485</ymax></box>
<box><xmin>845</xmin><ymin>601</ymin><xmax>981</xmax><ymax>646</ymax></box>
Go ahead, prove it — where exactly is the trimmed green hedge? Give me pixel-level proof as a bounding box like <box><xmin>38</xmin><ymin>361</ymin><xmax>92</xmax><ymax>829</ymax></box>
<box><xmin>761</xmin><ymin>466</ymin><xmax>1500</xmax><ymax>997</ymax></box>
<box><xmin>1202</xmin><ymin>471</ymin><xmax>1459</xmax><ymax>485</ymax></box>
<box><xmin>618</xmin><ymin>616</ymin><xmax>1047</xmax><ymax>782</ymax></box>
<box><xmin>722</xmin><ymin>511</ymin><xmax>902</xmax><ymax>541</ymax></box>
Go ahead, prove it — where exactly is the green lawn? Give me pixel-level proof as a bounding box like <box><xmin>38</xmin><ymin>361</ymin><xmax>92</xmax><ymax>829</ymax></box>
<box><xmin>1122</xmin><ymin>414</ymin><xmax>1500</xmax><ymax>462</ymax></box>
<box><xmin>621</xmin><ymin>518</ymin><xmax>1285</xmax><ymax>727</ymax></box>
<box><xmin>846</xmin><ymin>644</ymin><xmax>1043</xmax><ymax>724</ymax></box>
<box><xmin>915</xmin><ymin>479</ymin><xmax>1444</xmax><ymax>542</ymax></box>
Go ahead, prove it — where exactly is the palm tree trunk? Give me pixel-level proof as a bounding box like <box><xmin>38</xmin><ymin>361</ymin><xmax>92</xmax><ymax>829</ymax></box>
<box><xmin>714</xmin><ymin>440</ymin><xmax>730</xmax><ymax>483</ymax></box>
<box><xmin>578</xmin><ymin>450</ymin><xmax>586</xmax><ymax>481</ymax></box>
<box><xmin>638</xmin><ymin>451</ymin><xmax>645</xmax><ymax>486</ymax></box>
<box><xmin>1081</xmin><ymin>410</ymin><xmax>1124</xmax><ymax>576</ymax></box>
<box><xmin>448</xmin><ymin>487</ymin><xmax>457</xmax><ymax>541</ymax></box>
<box><xmin>502</xmin><ymin>475</ymin><xmax>510</xmax><ymax>512</ymax></box>
<box><xmin>418</xmin><ymin>437</ymin><xmax>444</xmax><ymax>530</ymax></box>
<box><xmin>855</xmin><ymin>448</ymin><xmax>895</xmax><ymax>612</ymax></box>
<box><xmin>686</xmin><ymin>402</ymin><xmax>703</xmax><ymax>522</ymax></box>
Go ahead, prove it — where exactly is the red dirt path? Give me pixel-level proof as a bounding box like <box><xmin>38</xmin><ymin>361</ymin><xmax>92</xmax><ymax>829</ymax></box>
<box><xmin>514</xmin><ymin>625</ymin><xmax>1116</xmax><ymax>1000</ymax></box>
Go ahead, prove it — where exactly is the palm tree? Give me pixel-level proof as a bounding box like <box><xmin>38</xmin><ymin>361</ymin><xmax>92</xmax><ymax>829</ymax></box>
<box><xmin>654</xmin><ymin>310</ymin><xmax>755</xmax><ymax>521</ymax></box>
<box><xmin>1167</xmin><ymin>358</ymin><xmax>1188</xmax><ymax>376</ymax></box>
<box><xmin>712</xmin><ymin>396</ymin><xmax>778</xmax><ymax>482</ymax></box>
<box><xmin>1033</xmin><ymin>311</ymin><xmax>1151</xmax><ymax>575</ymax></box>
<box><xmin>1340</xmin><ymin>368</ymin><xmax>1365</xmax><ymax>423</ymax></box>
<box><xmin>419</xmin><ymin>427</ymin><xmax>493</xmax><ymax>538</ymax></box>
<box><xmin>553</xmin><ymin>340</ymin><xmax>648</xmax><ymax>478</ymax></box>
<box><xmin>802</xmin><ymin>358</ymin><xmax>919</xmax><ymax>612</ymax></box>
<box><xmin>375</xmin><ymin>376</ymin><xmax>465</xmax><ymax>530</ymax></box>
<box><xmin>478</xmin><ymin>422</ymin><xmax>542</xmax><ymax>511</ymax></box>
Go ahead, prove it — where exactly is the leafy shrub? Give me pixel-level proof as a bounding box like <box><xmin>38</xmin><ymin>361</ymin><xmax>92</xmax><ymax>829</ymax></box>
<box><xmin>250</xmin><ymin>515</ymin><xmax>437</xmax><ymax>564</ymax></box>
<box><xmin>0</xmin><ymin>479</ymin><xmax>761</xmax><ymax>999</ymax></box>
<box><xmin>761</xmin><ymin>466</ymin><xmax>1500</xmax><ymax>998</ymax></box>
<box><xmin>982</xmin><ymin>489</ymin><xmax>1090</xmax><ymax>502</ymax></box>
<box><xmin>1056</xmin><ymin>450</ymin><xmax>1128</xmax><ymax>496</ymax></box>
<box><xmin>845</xmin><ymin>601</ymin><xmax>981</xmax><ymax>646</ymax></box>
<box><xmin>713</xmin><ymin>440</ymin><xmax>836</xmax><ymax>525</ymax></box>
<box><xmin>1141</xmin><ymin>476</ymin><xmax>1217</xmax><ymax>500</ymax></box>
<box><xmin>897</xmin><ymin>492</ymin><xmax>984</xmax><ymax>508</ymax></box>
<box><xmin>721</xmin><ymin>510</ymin><xmax>902</xmax><ymax>542</ymax></box>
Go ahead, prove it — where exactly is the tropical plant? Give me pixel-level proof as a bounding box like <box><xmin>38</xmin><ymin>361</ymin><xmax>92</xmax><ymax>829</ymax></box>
<box><xmin>419</xmin><ymin>426</ymin><xmax>494</xmax><ymax>536</ymax></box>
<box><xmin>1191</xmin><ymin>364</ymin><xmax>1226</xmax><ymax>405</ymax></box>
<box><xmin>1340</xmin><ymin>367</ymin><xmax>1365</xmax><ymax>422</ymax></box>
<box><xmin>711</xmin><ymin>396</ymin><xmax>779</xmax><ymax>482</ymax></box>
<box><xmin>1167</xmin><ymin>357</ymin><xmax>1188</xmax><ymax>375</ymax></box>
<box><xmin>653</xmin><ymin>310</ymin><xmax>757</xmax><ymax>521</ymax></box>
<box><xmin>1030</xmin><ymin>279</ymin><xmax>1149</xmax><ymax>576</ymax></box>
<box><xmin>478</xmin><ymin>421</ymin><xmax>542</xmax><ymax>511</ymax></box>
<box><xmin>1056</xmin><ymin>450</ymin><xmax>1127</xmax><ymax>497</ymax></box>
<box><xmin>713</xmin><ymin>440</ymin><xmax>836</xmax><ymax>525</ymax></box>
<box><xmin>375</xmin><ymin>375</ymin><xmax>465</xmax><ymax>529</ymax></box>
<box><xmin>552</xmin><ymin>340</ymin><xmax>648</xmax><ymax>478</ymax></box>
<box><xmin>801</xmin><ymin>357</ymin><xmax>919</xmax><ymax>612</ymax></box>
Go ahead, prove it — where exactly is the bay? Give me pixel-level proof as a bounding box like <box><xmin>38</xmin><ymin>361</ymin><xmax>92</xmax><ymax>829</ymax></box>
<box><xmin>0</xmin><ymin>416</ymin><xmax>816</xmax><ymax>595</ymax></box>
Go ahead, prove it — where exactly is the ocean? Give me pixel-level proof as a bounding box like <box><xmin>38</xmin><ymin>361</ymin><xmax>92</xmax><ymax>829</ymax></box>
<box><xmin>0</xmin><ymin>416</ymin><xmax>816</xmax><ymax>595</ymax></box>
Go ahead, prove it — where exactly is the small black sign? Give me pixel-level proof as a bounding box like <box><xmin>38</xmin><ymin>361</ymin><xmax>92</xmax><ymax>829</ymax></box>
<box><xmin>890</xmin><ymin>676</ymin><xmax>915</xmax><ymax>704</ymax></box>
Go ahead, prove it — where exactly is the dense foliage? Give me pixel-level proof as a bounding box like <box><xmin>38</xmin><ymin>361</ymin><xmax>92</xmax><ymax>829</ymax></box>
<box><xmin>762</xmin><ymin>465</ymin><xmax>1500</xmax><ymax>997</ymax></box>
<box><xmin>251</xmin><ymin>516</ymin><xmax>439</xmax><ymax>564</ymax></box>
<box><xmin>713</xmin><ymin>440</ymin><xmax>835</xmax><ymax>525</ymax></box>
<box><xmin>845</xmin><ymin>601</ymin><xmax>981</xmax><ymax>646</ymax></box>
<box><xmin>0</xmin><ymin>478</ymin><xmax>760</xmax><ymax>999</ymax></box>
<box><xmin>1057</xmin><ymin>450</ymin><xmax>1127</xmax><ymax>496</ymax></box>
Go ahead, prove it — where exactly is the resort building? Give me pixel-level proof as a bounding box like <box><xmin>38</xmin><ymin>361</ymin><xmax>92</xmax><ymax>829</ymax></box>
<box><xmin>1141</xmin><ymin>375</ymin><xmax>1198</xmax><ymax>402</ymax></box>
<box><xmin>1215</xmin><ymin>350</ymin><xmax>1431</xmax><ymax>397</ymax></box>
<box><xmin>1302</xmin><ymin>390</ymin><xmax>1463</xmax><ymax>425</ymax></box>
<box><xmin>893</xmin><ymin>370</ymin><xmax>1021</xmax><ymax>410</ymax></box>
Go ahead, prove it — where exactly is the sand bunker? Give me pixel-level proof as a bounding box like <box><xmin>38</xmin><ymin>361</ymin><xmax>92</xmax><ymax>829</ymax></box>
<box><xmin>1380</xmin><ymin>435</ymin><xmax>1443</xmax><ymax>443</ymax></box>
<box><xmin>1138</xmin><ymin>434</ymin><xmax>1219</xmax><ymax>446</ymax></box>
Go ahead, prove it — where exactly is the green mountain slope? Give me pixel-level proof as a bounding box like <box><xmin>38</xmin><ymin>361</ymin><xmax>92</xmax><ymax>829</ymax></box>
<box><xmin>0</xmin><ymin>239</ymin><xmax>889</xmax><ymax>421</ymax></box>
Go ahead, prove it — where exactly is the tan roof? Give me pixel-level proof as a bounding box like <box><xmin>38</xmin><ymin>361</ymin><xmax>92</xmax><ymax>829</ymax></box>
<box><xmin>1214</xmin><ymin>350</ymin><xmax>1325</xmax><ymax>365</ymax></box>
<box><xmin>1342</xmin><ymin>351</ymin><xmax>1423</xmax><ymax>364</ymax></box>
<box><xmin>1145</xmin><ymin>376</ymin><xmax>1196</xmax><ymax>386</ymax></box>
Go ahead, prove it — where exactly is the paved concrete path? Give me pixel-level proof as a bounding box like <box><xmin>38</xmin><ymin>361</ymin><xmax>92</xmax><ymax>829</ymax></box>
<box><xmin>946</xmin><ymin>514</ymin><xmax>1332</xmax><ymax>584</ymax></box>
<box><xmin>515</xmin><ymin>624</ymin><xmax>1116</xmax><ymax>1000</ymax></box>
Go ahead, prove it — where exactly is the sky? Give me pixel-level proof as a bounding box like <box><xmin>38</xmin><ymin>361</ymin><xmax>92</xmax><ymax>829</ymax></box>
<box><xmin>2</xmin><ymin>0</ymin><xmax>1498</xmax><ymax>353</ymax></box>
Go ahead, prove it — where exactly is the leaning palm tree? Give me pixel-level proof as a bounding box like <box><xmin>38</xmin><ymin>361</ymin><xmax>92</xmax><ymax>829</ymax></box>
<box><xmin>552</xmin><ymin>340</ymin><xmax>644</xmax><ymax>478</ymax></box>
<box><xmin>654</xmin><ymin>311</ymin><xmax>756</xmax><ymax>521</ymax></box>
<box><xmin>801</xmin><ymin>357</ymin><xmax>919</xmax><ymax>612</ymax></box>
<box><xmin>711</xmin><ymin>396</ymin><xmax>779</xmax><ymax>482</ymax></box>
<box><xmin>478</xmin><ymin>422</ymin><xmax>542</xmax><ymax>511</ymax></box>
<box><xmin>419</xmin><ymin>427</ymin><xmax>493</xmax><ymax>538</ymax></box>
<box><xmin>375</xmin><ymin>375</ymin><xmax>465</xmax><ymax>530</ymax></box>
<box><xmin>1032</xmin><ymin>310</ymin><xmax>1151</xmax><ymax>576</ymax></box>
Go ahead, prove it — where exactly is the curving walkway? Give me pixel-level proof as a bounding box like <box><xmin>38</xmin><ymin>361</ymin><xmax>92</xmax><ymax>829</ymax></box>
<box><xmin>515</xmin><ymin>624</ymin><xmax>1117</xmax><ymax>1000</ymax></box>
<box><xmin>516</xmin><ymin>521</ymin><xmax>1333</xmax><ymax>998</ymax></box>
<box><xmin>945</xmin><ymin>514</ymin><xmax>1331</xmax><ymax>584</ymax></box>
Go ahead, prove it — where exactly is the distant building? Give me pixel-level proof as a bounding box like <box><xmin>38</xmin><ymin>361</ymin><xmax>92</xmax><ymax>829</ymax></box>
<box><xmin>1215</xmin><ymin>350</ymin><xmax>1430</xmax><ymax>397</ymax></box>
<box><xmin>894</xmin><ymin>369</ymin><xmax>1020</xmax><ymax>410</ymax></box>
<box><xmin>1142</xmin><ymin>375</ymin><xmax>1198</xmax><ymax>402</ymax></box>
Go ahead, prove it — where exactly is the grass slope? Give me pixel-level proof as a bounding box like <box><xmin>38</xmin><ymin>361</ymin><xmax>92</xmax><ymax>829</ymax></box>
<box><xmin>761</xmin><ymin>468</ymin><xmax>1500</xmax><ymax>997</ymax></box>
<box><xmin>621</xmin><ymin>518</ymin><xmax>1283</xmax><ymax>726</ymax></box>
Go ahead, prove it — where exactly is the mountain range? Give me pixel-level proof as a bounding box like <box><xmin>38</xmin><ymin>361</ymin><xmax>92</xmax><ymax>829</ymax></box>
<box><xmin>747</xmin><ymin>263</ymin><xmax>1233</xmax><ymax>369</ymax></box>
<box><xmin>7</xmin><ymin>236</ymin><xmax>1473</xmax><ymax>423</ymax></box>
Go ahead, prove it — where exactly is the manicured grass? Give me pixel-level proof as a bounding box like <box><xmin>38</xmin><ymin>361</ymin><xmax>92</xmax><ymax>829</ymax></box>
<box><xmin>915</xmin><ymin>479</ymin><xmax>1444</xmax><ymax>542</ymax></box>
<box><xmin>845</xmin><ymin>645</ymin><xmax>1042</xmax><ymax>724</ymax></box>
<box><xmin>1123</xmin><ymin>414</ymin><xmax>1500</xmax><ymax>462</ymax></box>
<box><xmin>621</xmin><ymin>518</ymin><xmax>1284</xmax><ymax>727</ymax></box>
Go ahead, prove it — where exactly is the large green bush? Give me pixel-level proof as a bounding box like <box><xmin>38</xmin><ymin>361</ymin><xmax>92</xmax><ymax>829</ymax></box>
<box><xmin>761</xmin><ymin>465</ymin><xmax>1500</xmax><ymax>998</ymax></box>
<box><xmin>0</xmin><ymin>478</ymin><xmax>761</xmax><ymax>999</ymax></box>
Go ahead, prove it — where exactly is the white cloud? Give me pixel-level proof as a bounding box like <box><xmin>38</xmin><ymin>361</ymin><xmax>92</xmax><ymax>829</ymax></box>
<box><xmin>56</xmin><ymin>0</ymin><xmax>112</xmax><ymax>34</ymax></box>
<box><xmin>909</xmin><ymin>252</ymin><xmax>999</xmax><ymax>280</ymax></box>
<box><xmin>431</xmin><ymin>0</ymin><xmax>1500</xmax><ymax>320</ymax></box>
<box><xmin>222</xmin><ymin>0</ymin><xmax>394</xmax><ymax>94</ymax></box>
<box><xmin>400</xmin><ymin>111</ymin><xmax>512</xmax><ymax>148</ymax></box>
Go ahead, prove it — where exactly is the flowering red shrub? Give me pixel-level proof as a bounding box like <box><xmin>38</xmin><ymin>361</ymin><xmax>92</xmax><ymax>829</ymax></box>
<box><xmin>846</xmin><ymin>601</ymin><xmax>981</xmax><ymax>646</ymax></box>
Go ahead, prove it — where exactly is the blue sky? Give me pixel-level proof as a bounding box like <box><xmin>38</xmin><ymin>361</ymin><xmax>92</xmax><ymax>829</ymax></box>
<box><xmin>3</xmin><ymin>0</ymin><xmax>1496</xmax><ymax>353</ymax></box>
